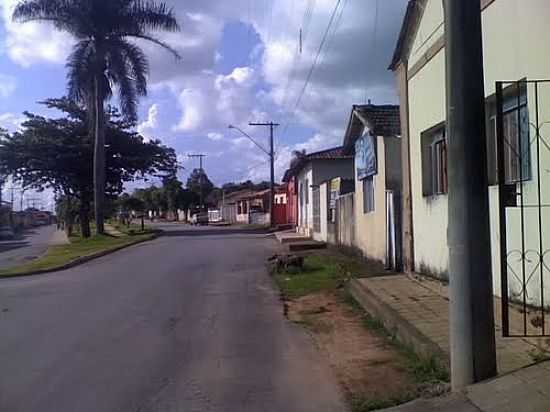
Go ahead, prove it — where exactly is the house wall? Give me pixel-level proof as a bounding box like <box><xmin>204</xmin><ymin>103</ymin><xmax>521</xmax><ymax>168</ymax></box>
<box><xmin>297</xmin><ymin>159</ymin><xmax>353</xmax><ymax>236</ymax></box>
<box><xmin>405</xmin><ymin>0</ymin><xmax>550</xmax><ymax>303</ymax></box>
<box><xmin>354</xmin><ymin>135</ymin><xmax>388</xmax><ymax>264</ymax></box>
<box><xmin>336</xmin><ymin>193</ymin><xmax>355</xmax><ymax>247</ymax></box>
<box><xmin>314</xmin><ymin>182</ymin><xmax>329</xmax><ymax>242</ymax></box>
<box><xmin>286</xmin><ymin>178</ymin><xmax>298</xmax><ymax>226</ymax></box>
<box><xmin>297</xmin><ymin>166</ymin><xmax>313</xmax><ymax>235</ymax></box>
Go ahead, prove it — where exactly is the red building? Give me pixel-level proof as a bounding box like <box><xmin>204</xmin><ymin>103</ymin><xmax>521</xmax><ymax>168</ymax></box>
<box><xmin>282</xmin><ymin>173</ymin><xmax>298</xmax><ymax>227</ymax></box>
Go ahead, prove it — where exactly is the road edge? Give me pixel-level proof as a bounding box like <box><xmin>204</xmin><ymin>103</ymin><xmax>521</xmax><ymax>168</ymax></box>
<box><xmin>0</xmin><ymin>232</ymin><xmax>160</xmax><ymax>279</ymax></box>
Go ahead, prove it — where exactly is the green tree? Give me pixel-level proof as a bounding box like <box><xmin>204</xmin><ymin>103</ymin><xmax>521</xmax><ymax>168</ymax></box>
<box><xmin>0</xmin><ymin>98</ymin><xmax>176</xmax><ymax>237</ymax></box>
<box><xmin>162</xmin><ymin>176</ymin><xmax>184</xmax><ymax>221</ymax></box>
<box><xmin>186</xmin><ymin>168</ymin><xmax>214</xmax><ymax>208</ymax></box>
<box><xmin>13</xmin><ymin>0</ymin><xmax>180</xmax><ymax>234</ymax></box>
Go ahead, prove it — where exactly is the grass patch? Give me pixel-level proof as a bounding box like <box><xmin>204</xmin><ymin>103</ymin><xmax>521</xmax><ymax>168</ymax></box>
<box><xmin>274</xmin><ymin>255</ymin><xmax>348</xmax><ymax>298</ymax></box>
<box><xmin>0</xmin><ymin>233</ymin><xmax>154</xmax><ymax>277</ymax></box>
<box><xmin>350</xmin><ymin>393</ymin><xmax>416</xmax><ymax>412</ymax></box>
<box><xmin>110</xmin><ymin>220</ymin><xmax>154</xmax><ymax>236</ymax></box>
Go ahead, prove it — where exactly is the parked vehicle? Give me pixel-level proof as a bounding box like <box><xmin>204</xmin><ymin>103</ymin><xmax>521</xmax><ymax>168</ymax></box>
<box><xmin>191</xmin><ymin>212</ymin><xmax>209</xmax><ymax>225</ymax></box>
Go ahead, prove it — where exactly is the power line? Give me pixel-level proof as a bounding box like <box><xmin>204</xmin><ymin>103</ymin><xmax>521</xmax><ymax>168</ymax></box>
<box><xmin>281</xmin><ymin>0</ymin><xmax>343</xmax><ymax>140</ymax></box>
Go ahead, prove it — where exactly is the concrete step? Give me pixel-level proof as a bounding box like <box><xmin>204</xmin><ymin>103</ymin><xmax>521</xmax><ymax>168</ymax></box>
<box><xmin>274</xmin><ymin>230</ymin><xmax>311</xmax><ymax>244</ymax></box>
<box><xmin>288</xmin><ymin>241</ymin><xmax>327</xmax><ymax>251</ymax></box>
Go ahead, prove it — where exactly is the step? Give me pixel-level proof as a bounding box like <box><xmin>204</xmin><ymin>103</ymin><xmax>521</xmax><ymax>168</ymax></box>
<box><xmin>288</xmin><ymin>241</ymin><xmax>327</xmax><ymax>251</ymax></box>
<box><xmin>274</xmin><ymin>231</ymin><xmax>311</xmax><ymax>244</ymax></box>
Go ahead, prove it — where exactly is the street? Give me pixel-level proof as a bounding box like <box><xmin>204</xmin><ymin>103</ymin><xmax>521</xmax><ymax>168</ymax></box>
<box><xmin>0</xmin><ymin>223</ymin><xmax>345</xmax><ymax>412</ymax></box>
<box><xmin>0</xmin><ymin>225</ymin><xmax>59</xmax><ymax>271</ymax></box>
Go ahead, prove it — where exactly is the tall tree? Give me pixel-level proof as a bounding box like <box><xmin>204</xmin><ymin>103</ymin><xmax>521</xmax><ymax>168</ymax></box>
<box><xmin>186</xmin><ymin>168</ymin><xmax>214</xmax><ymax>207</ymax></box>
<box><xmin>13</xmin><ymin>0</ymin><xmax>180</xmax><ymax>234</ymax></box>
<box><xmin>0</xmin><ymin>98</ymin><xmax>177</xmax><ymax>237</ymax></box>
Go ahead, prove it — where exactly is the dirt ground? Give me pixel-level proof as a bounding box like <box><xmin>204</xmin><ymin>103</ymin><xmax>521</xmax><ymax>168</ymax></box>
<box><xmin>286</xmin><ymin>291</ymin><xmax>417</xmax><ymax>403</ymax></box>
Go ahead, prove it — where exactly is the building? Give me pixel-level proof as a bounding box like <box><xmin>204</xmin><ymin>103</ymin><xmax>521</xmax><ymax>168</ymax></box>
<box><xmin>342</xmin><ymin>104</ymin><xmax>402</xmax><ymax>270</ymax></box>
<box><xmin>389</xmin><ymin>0</ymin><xmax>550</xmax><ymax>308</ymax></box>
<box><xmin>318</xmin><ymin>177</ymin><xmax>355</xmax><ymax>245</ymax></box>
<box><xmin>283</xmin><ymin>147</ymin><xmax>354</xmax><ymax>238</ymax></box>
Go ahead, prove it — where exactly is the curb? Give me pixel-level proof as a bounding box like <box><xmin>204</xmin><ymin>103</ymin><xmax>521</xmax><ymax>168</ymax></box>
<box><xmin>348</xmin><ymin>278</ymin><xmax>449</xmax><ymax>367</ymax></box>
<box><xmin>0</xmin><ymin>233</ymin><xmax>159</xmax><ymax>279</ymax></box>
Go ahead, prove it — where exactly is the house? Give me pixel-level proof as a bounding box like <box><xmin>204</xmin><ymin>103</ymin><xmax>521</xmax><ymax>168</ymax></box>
<box><xmin>283</xmin><ymin>147</ymin><xmax>354</xmax><ymax>239</ymax></box>
<box><xmin>283</xmin><ymin>173</ymin><xmax>298</xmax><ymax>227</ymax></box>
<box><xmin>389</xmin><ymin>0</ymin><xmax>550</xmax><ymax>307</ymax></box>
<box><xmin>342</xmin><ymin>104</ymin><xmax>402</xmax><ymax>270</ymax></box>
<box><xmin>318</xmin><ymin>177</ymin><xmax>355</xmax><ymax>245</ymax></box>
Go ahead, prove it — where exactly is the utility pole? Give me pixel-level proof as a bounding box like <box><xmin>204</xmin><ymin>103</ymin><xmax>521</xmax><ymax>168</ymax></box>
<box><xmin>444</xmin><ymin>0</ymin><xmax>497</xmax><ymax>390</ymax></box>
<box><xmin>249</xmin><ymin>122</ymin><xmax>279</xmax><ymax>227</ymax></box>
<box><xmin>188</xmin><ymin>154</ymin><xmax>207</xmax><ymax>211</ymax></box>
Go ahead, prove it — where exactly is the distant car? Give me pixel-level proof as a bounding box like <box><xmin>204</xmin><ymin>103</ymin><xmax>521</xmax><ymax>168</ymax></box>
<box><xmin>191</xmin><ymin>212</ymin><xmax>209</xmax><ymax>226</ymax></box>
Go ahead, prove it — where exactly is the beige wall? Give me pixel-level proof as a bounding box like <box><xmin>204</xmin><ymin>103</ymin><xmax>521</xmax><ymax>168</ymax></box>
<box><xmin>314</xmin><ymin>183</ymin><xmax>329</xmax><ymax>242</ymax></box>
<box><xmin>405</xmin><ymin>0</ymin><xmax>550</xmax><ymax>303</ymax></box>
<box><xmin>354</xmin><ymin>135</ymin><xmax>387</xmax><ymax>264</ymax></box>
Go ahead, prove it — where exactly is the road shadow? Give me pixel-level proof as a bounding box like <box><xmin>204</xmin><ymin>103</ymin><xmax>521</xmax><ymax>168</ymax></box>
<box><xmin>0</xmin><ymin>241</ymin><xmax>30</xmax><ymax>253</ymax></box>
<box><xmin>158</xmin><ymin>228</ymin><xmax>271</xmax><ymax>237</ymax></box>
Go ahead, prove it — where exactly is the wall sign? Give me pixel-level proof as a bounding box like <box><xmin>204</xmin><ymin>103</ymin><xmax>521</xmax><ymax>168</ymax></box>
<box><xmin>355</xmin><ymin>132</ymin><xmax>377</xmax><ymax>180</ymax></box>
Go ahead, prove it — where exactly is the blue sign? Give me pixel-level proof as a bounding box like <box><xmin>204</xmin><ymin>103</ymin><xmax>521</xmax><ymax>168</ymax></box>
<box><xmin>355</xmin><ymin>133</ymin><xmax>377</xmax><ymax>180</ymax></box>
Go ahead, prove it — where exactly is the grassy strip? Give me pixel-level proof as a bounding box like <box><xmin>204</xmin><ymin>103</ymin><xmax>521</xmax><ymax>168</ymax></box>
<box><xmin>0</xmin><ymin>233</ymin><xmax>154</xmax><ymax>277</ymax></box>
<box><xmin>273</xmin><ymin>255</ymin><xmax>350</xmax><ymax>298</ymax></box>
<box><xmin>273</xmin><ymin>253</ymin><xmax>449</xmax><ymax>412</ymax></box>
<box><xmin>110</xmin><ymin>221</ymin><xmax>155</xmax><ymax>236</ymax></box>
<box><xmin>342</xmin><ymin>292</ymin><xmax>449</xmax><ymax>412</ymax></box>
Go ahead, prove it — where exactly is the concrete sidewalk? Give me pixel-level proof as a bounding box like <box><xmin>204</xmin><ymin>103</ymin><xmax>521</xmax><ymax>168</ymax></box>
<box><xmin>381</xmin><ymin>361</ymin><xmax>550</xmax><ymax>411</ymax></box>
<box><xmin>350</xmin><ymin>274</ymin><xmax>550</xmax><ymax>411</ymax></box>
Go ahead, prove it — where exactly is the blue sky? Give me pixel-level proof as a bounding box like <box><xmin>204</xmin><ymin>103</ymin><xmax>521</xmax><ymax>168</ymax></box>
<box><xmin>0</xmin><ymin>0</ymin><xmax>408</xmax><ymax>209</ymax></box>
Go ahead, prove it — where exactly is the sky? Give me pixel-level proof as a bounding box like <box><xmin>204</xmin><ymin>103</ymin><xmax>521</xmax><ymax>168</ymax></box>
<box><xmin>0</xmin><ymin>0</ymin><xmax>408</xmax><ymax>209</ymax></box>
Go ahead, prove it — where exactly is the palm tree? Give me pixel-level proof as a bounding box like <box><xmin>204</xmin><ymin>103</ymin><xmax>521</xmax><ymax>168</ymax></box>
<box><xmin>13</xmin><ymin>0</ymin><xmax>180</xmax><ymax>234</ymax></box>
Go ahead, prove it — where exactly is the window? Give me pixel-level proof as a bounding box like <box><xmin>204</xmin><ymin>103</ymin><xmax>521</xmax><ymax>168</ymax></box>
<box><xmin>486</xmin><ymin>83</ymin><xmax>531</xmax><ymax>185</ymax></box>
<box><xmin>421</xmin><ymin>123</ymin><xmax>447</xmax><ymax>196</ymax></box>
<box><xmin>363</xmin><ymin>176</ymin><xmax>375</xmax><ymax>213</ymax></box>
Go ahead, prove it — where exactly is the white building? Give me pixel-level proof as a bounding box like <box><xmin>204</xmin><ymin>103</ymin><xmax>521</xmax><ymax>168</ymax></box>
<box><xmin>390</xmin><ymin>0</ymin><xmax>550</xmax><ymax>317</ymax></box>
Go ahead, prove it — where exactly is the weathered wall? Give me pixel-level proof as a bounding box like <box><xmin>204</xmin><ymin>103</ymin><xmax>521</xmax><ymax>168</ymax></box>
<box><xmin>354</xmin><ymin>136</ymin><xmax>388</xmax><ymax>264</ymax></box>
<box><xmin>336</xmin><ymin>193</ymin><xmax>354</xmax><ymax>247</ymax></box>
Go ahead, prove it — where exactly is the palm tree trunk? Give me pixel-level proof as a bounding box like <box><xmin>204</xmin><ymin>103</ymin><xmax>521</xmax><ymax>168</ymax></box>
<box><xmin>93</xmin><ymin>75</ymin><xmax>106</xmax><ymax>235</ymax></box>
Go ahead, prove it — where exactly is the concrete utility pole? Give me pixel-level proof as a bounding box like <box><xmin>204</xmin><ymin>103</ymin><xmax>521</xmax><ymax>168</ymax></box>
<box><xmin>249</xmin><ymin>122</ymin><xmax>279</xmax><ymax>227</ymax></box>
<box><xmin>188</xmin><ymin>154</ymin><xmax>207</xmax><ymax>210</ymax></box>
<box><xmin>444</xmin><ymin>0</ymin><xmax>497</xmax><ymax>389</ymax></box>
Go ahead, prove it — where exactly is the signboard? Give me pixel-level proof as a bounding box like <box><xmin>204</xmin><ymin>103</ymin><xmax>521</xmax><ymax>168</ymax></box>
<box><xmin>355</xmin><ymin>132</ymin><xmax>377</xmax><ymax>180</ymax></box>
<box><xmin>329</xmin><ymin>178</ymin><xmax>340</xmax><ymax>209</ymax></box>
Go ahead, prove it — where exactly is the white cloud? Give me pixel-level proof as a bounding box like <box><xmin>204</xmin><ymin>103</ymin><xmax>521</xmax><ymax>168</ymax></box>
<box><xmin>207</xmin><ymin>132</ymin><xmax>223</xmax><ymax>141</ymax></box>
<box><xmin>0</xmin><ymin>0</ymin><xmax>73</xmax><ymax>67</ymax></box>
<box><xmin>0</xmin><ymin>112</ymin><xmax>24</xmax><ymax>131</ymax></box>
<box><xmin>0</xmin><ymin>74</ymin><xmax>16</xmax><ymax>98</ymax></box>
<box><xmin>137</xmin><ymin>103</ymin><xmax>160</xmax><ymax>141</ymax></box>
<box><xmin>173</xmin><ymin>88</ymin><xmax>206</xmax><ymax>132</ymax></box>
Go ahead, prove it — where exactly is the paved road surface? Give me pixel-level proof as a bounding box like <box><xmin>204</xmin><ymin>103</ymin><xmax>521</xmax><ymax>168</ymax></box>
<box><xmin>0</xmin><ymin>225</ymin><xmax>58</xmax><ymax>271</ymax></box>
<box><xmin>0</xmin><ymin>223</ymin><xmax>345</xmax><ymax>412</ymax></box>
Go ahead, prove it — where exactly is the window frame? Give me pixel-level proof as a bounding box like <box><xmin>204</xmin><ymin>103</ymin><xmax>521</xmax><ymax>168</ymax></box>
<box><xmin>421</xmin><ymin>122</ymin><xmax>448</xmax><ymax>197</ymax></box>
<box><xmin>485</xmin><ymin>81</ymin><xmax>531</xmax><ymax>186</ymax></box>
<box><xmin>363</xmin><ymin>175</ymin><xmax>375</xmax><ymax>214</ymax></box>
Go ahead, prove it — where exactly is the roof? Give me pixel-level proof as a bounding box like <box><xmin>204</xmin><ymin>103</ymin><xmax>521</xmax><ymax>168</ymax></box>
<box><xmin>343</xmin><ymin>104</ymin><xmax>401</xmax><ymax>154</ymax></box>
<box><xmin>282</xmin><ymin>146</ymin><xmax>353</xmax><ymax>182</ymax></box>
<box><xmin>388</xmin><ymin>0</ymin><xmax>422</xmax><ymax>71</ymax></box>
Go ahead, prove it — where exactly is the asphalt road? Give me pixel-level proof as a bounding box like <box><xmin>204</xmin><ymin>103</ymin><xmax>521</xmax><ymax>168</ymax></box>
<box><xmin>0</xmin><ymin>223</ymin><xmax>345</xmax><ymax>412</ymax></box>
<box><xmin>0</xmin><ymin>225</ymin><xmax>58</xmax><ymax>271</ymax></box>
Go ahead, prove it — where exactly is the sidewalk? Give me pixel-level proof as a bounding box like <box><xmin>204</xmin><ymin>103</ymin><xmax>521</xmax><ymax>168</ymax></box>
<box><xmin>349</xmin><ymin>274</ymin><xmax>550</xmax><ymax>411</ymax></box>
<box><xmin>381</xmin><ymin>361</ymin><xmax>550</xmax><ymax>411</ymax></box>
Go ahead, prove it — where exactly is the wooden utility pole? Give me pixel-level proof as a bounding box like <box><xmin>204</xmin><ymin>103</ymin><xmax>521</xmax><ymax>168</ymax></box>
<box><xmin>249</xmin><ymin>122</ymin><xmax>279</xmax><ymax>227</ymax></box>
<box><xmin>444</xmin><ymin>0</ymin><xmax>497</xmax><ymax>389</ymax></box>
